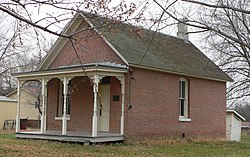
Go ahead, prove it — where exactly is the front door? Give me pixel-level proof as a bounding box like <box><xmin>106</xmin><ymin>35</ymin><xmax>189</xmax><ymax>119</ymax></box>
<box><xmin>98</xmin><ymin>85</ymin><xmax>110</xmax><ymax>132</ymax></box>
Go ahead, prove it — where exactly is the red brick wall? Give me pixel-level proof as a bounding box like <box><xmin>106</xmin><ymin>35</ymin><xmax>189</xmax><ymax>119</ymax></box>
<box><xmin>47</xmin><ymin>77</ymin><xmax>94</xmax><ymax>132</ymax></box>
<box><xmin>47</xmin><ymin>68</ymin><xmax>226</xmax><ymax>140</ymax></box>
<box><xmin>67</xmin><ymin>76</ymin><xmax>93</xmax><ymax>132</ymax></box>
<box><xmin>109</xmin><ymin>77</ymin><xmax>122</xmax><ymax>134</ymax></box>
<box><xmin>46</xmin><ymin>76</ymin><xmax>122</xmax><ymax>133</ymax></box>
<box><xmin>124</xmin><ymin>67</ymin><xmax>226</xmax><ymax>140</ymax></box>
<box><xmin>49</xmin><ymin>21</ymin><xmax>124</xmax><ymax>69</ymax></box>
<box><xmin>47</xmin><ymin>78</ymin><xmax>61</xmax><ymax>131</ymax></box>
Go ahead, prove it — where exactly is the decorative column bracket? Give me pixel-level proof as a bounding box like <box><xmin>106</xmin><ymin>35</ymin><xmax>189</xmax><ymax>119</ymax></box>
<box><xmin>89</xmin><ymin>75</ymin><xmax>105</xmax><ymax>92</ymax></box>
<box><xmin>90</xmin><ymin>75</ymin><xmax>105</xmax><ymax>137</ymax></box>
<box><xmin>60</xmin><ymin>77</ymin><xmax>72</xmax><ymax>135</ymax></box>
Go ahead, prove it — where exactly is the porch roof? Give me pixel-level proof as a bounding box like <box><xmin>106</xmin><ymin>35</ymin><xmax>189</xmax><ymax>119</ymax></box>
<box><xmin>226</xmin><ymin>109</ymin><xmax>245</xmax><ymax>121</ymax></box>
<box><xmin>13</xmin><ymin>62</ymin><xmax>128</xmax><ymax>80</ymax></box>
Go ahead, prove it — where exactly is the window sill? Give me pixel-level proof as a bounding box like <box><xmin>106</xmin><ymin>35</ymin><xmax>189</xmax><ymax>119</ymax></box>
<box><xmin>55</xmin><ymin>115</ymin><xmax>70</xmax><ymax>121</ymax></box>
<box><xmin>179</xmin><ymin>117</ymin><xmax>191</xmax><ymax>122</ymax></box>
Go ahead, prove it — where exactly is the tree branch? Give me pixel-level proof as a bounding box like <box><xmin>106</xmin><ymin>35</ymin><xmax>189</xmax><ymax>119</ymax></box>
<box><xmin>153</xmin><ymin>0</ymin><xmax>250</xmax><ymax>49</ymax></box>
<box><xmin>181</xmin><ymin>0</ymin><xmax>250</xmax><ymax>14</ymax></box>
<box><xmin>0</xmin><ymin>5</ymin><xmax>69</xmax><ymax>38</ymax></box>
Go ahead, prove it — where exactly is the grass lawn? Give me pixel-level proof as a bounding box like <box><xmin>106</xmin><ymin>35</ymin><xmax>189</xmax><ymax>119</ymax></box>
<box><xmin>0</xmin><ymin>131</ymin><xmax>250</xmax><ymax>157</ymax></box>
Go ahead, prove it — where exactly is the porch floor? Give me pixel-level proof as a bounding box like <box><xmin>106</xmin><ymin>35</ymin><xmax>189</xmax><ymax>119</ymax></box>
<box><xmin>16</xmin><ymin>130</ymin><xmax>124</xmax><ymax>144</ymax></box>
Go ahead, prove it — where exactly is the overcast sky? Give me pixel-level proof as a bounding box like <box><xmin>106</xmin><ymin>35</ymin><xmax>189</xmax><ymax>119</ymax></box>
<box><xmin>1</xmin><ymin>0</ymin><xmax>206</xmax><ymax>59</ymax></box>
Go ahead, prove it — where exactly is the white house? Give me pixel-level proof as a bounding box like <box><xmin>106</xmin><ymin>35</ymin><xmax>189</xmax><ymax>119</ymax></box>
<box><xmin>226</xmin><ymin>109</ymin><xmax>245</xmax><ymax>142</ymax></box>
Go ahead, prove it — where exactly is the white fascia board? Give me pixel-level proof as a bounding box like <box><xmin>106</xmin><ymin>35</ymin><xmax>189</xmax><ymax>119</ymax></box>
<box><xmin>226</xmin><ymin>109</ymin><xmax>246</xmax><ymax>121</ymax></box>
<box><xmin>130</xmin><ymin>64</ymin><xmax>229</xmax><ymax>83</ymax></box>
<box><xmin>13</xmin><ymin>67</ymin><xmax>128</xmax><ymax>81</ymax></box>
<box><xmin>80</xmin><ymin>13</ymin><xmax>129</xmax><ymax>66</ymax></box>
<box><xmin>37</xmin><ymin>37</ymin><xmax>67</xmax><ymax>70</ymax></box>
<box><xmin>37</xmin><ymin>14</ymin><xmax>83</xmax><ymax>70</ymax></box>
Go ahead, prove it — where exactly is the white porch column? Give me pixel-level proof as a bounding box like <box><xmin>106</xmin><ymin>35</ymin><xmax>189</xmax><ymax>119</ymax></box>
<box><xmin>115</xmin><ymin>76</ymin><xmax>126</xmax><ymax>135</ymax></box>
<box><xmin>40</xmin><ymin>78</ymin><xmax>48</xmax><ymax>134</ymax></box>
<box><xmin>92</xmin><ymin>75</ymin><xmax>100</xmax><ymax>137</ymax></box>
<box><xmin>16</xmin><ymin>80</ymin><xmax>23</xmax><ymax>132</ymax></box>
<box><xmin>120</xmin><ymin>77</ymin><xmax>125</xmax><ymax>135</ymax></box>
<box><xmin>44</xmin><ymin>81</ymin><xmax>48</xmax><ymax>132</ymax></box>
<box><xmin>62</xmin><ymin>77</ymin><xmax>70</xmax><ymax>135</ymax></box>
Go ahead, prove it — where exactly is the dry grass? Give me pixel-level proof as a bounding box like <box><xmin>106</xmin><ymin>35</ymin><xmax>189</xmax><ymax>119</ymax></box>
<box><xmin>0</xmin><ymin>130</ymin><xmax>250</xmax><ymax>157</ymax></box>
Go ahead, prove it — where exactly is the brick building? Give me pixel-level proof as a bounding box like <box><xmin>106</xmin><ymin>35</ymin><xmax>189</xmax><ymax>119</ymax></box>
<box><xmin>13</xmin><ymin>13</ymin><xmax>232</xmax><ymax>143</ymax></box>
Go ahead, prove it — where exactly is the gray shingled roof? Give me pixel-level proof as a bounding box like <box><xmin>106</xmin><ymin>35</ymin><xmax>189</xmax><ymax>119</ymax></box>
<box><xmin>84</xmin><ymin>13</ymin><xmax>232</xmax><ymax>82</ymax></box>
<box><xmin>0</xmin><ymin>96</ymin><xmax>17</xmax><ymax>102</ymax></box>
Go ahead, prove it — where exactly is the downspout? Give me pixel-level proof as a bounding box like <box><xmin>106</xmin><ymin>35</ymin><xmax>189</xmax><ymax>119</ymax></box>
<box><xmin>128</xmin><ymin>68</ymin><xmax>133</xmax><ymax>109</ymax></box>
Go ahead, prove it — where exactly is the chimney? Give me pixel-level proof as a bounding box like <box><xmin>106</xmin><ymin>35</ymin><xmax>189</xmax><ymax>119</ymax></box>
<box><xmin>177</xmin><ymin>18</ymin><xmax>188</xmax><ymax>40</ymax></box>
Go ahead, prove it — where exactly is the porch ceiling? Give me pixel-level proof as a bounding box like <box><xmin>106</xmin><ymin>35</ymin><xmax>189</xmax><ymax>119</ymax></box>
<box><xmin>12</xmin><ymin>63</ymin><xmax>128</xmax><ymax>81</ymax></box>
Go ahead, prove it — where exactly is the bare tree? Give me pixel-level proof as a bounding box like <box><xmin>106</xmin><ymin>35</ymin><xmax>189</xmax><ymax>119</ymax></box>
<box><xmin>182</xmin><ymin>0</ymin><xmax>250</xmax><ymax>106</ymax></box>
<box><xmin>0</xmin><ymin>12</ymin><xmax>49</xmax><ymax>95</ymax></box>
<box><xmin>1</xmin><ymin>0</ymin><xmax>249</xmax><ymax>107</ymax></box>
<box><xmin>0</xmin><ymin>0</ymin><xmax>149</xmax><ymax>96</ymax></box>
<box><xmin>235</xmin><ymin>101</ymin><xmax>250</xmax><ymax>121</ymax></box>
<box><xmin>144</xmin><ymin>0</ymin><xmax>250</xmax><ymax>107</ymax></box>
<box><xmin>0</xmin><ymin>0</ymin><xmax>142</xmax><ymax>38</ymax></box>
<box><xmin>0</xmin><ymin>53</ymin><xmax>42</xmax><ymax>95</ymax></box>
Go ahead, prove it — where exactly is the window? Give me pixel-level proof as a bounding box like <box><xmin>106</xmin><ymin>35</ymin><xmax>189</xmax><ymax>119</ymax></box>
<box><xmin>179</xmin><ymin>78</ymin><xmax>191</xmax><ymax>121</ymax></box>
<box><xmin>101</xmin><ymin>76</ymin><xmax>111</xmax><ymax>84</ymax></box>
<box><xmin>57</xmin><ymin>81</ymin><xmax>71</xmax><ymax>117</ymax></box>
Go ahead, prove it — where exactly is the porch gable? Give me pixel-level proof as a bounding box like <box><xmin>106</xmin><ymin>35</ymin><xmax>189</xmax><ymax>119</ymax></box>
<box><xmin>38</xmin><ymin>14</ymin><xmax>128</xmax><ymax>71</ymax></box>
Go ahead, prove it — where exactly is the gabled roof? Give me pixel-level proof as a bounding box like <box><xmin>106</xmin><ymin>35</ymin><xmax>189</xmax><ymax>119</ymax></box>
<box><xmin>0</xmin><ymin>96</ymin><xmax>17</xmax><ymax>102</ymax></box>
<box><xmin>37</xmin><ymin>13</ymin><xmax>232</xmax><ymax>82</ymax></box>
<box><xmin>38</xmin><ymin>14</ymin><xmax>84</xmax><ymax>70</ymax></box>
<box><xmin>85</xmin><ymin>13</ymin><xmax>232</xmax><ymax>82</ymax></box>
<box><xmin>227</xmin><ymin>109</ymin><xmax>245</xmax><ymax>121</ymax></box>
<box><xmin>6</xmin><ymin>87</ymin><xmax>38</xmax><ymax>98</ymax></box>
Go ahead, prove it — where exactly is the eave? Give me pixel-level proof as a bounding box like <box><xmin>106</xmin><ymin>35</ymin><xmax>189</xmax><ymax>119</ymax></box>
<box><xmin>13</xmin><ymin>64</ymin><xmax>128</xmax><ymax>81</ymax></box>
<box><xmin>37</xmin><ymin>14</ymin><xmax>83</xmax><ymax>70</ymax></box>
<box><xmin>130</xmin><ymin>64</ymin><xmax>233</xmax><ymax>83</ymax></box>
<box><xmin>226</xmin><ymin>109</ymin><xmax>246</xmax><ymax>121</ymax></box>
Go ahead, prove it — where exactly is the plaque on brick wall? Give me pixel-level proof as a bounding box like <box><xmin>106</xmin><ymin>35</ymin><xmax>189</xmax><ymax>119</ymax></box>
<box><xmin>113</xmin><ymin>95</ymin><xmax>120</xmax><ymax>101</ymax></box>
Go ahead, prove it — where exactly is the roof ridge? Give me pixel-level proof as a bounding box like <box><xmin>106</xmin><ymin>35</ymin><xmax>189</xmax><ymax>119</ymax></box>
<box><xmin>83</xmin><ymin>12</ymin><xmax>232</xmax><ymax>82</ymax></box>
<box><xmin>35</xmin><ymin>11</ymin><xmax>232</xmax><ymax>82</ymax></box>
<box><xmin>80</xmin><ymin>11</ymin><xmax>188</xmax><ymax>43</ymax></box>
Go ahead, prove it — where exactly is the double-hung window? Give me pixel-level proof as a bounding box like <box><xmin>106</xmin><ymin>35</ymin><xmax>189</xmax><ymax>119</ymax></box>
<box><xmin>179</xmin><ymin>78</ymin><xmax>191</xmax><ymax>121</ymax></box>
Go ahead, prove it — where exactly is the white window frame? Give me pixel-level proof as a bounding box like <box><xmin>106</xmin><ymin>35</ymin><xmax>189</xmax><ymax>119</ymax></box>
<box><xmin>179</xmin><ymin>78</ymin><xmax>191</xmax><ymax>122</ymax></box>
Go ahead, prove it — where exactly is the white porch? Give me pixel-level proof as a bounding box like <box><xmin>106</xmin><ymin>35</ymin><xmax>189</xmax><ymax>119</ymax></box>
<box><xmin>16</xmin><ymin>131</ymin><xmax>124</xmax><ymax>144</ymax></box>
<box><xmin>13</xmin><ymin>63</ymin><xmax>128</xmax><ymax>143</ymax></box>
